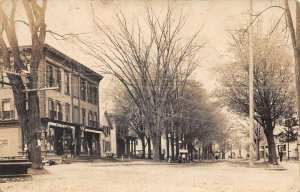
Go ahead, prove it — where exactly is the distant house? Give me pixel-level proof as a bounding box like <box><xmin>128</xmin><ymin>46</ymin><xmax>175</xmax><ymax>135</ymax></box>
<box><xmin>114</xmin><ymin>116</ymin><xmax>138</xmax><ymax>157</ymax></box>
<box><xmin>273</xmin><ymin>125</ymin><xmax>298</xmax><ymax>160</ymax></box>
<box><xmin>0</xmin><ymin>44</ymin><xmax>103</xmax><ymax>158</ymax></box>
<box><xmin>99</xmin><ymin>111</ymin><xmax>117</xmax><ymax>157</ymax></box>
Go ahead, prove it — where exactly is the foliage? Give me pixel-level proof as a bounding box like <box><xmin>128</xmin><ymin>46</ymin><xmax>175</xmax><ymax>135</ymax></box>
<box><xmin>215</xmin><ymin>22</ymin><xmax>295</xmax><ymax>164</ymax></box>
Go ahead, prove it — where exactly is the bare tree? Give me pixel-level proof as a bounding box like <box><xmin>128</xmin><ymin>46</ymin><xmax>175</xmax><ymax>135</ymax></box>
<box><xmin>216</xmin><ymin>24</ymin><xmax>295</xmax><ymax>164</ymax></box>
<box><xmin>0</xmin><ymin>0</ymin><xmax>47</xmax><ymax>169</ymax></box>
<box><xmin>113</xmin><ymin>88</ymin><xmax>149</xmax><ymax>159</ymax></box>
<box><xmin>79</xmin><ymin>6</ymin><xmax>202</xmax><ymax>161</ymax></box>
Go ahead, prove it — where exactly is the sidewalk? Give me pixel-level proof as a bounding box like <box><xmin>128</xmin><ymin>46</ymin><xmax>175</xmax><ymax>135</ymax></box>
<box><xmin>88</xmin><ymin>157</ymin><xmax>220</xmax><ymax>167</ymax></box>
<box><xmin>279</xmin><ymin>161</ymin><xmax>300</xmax><ymax>192</ymax></box>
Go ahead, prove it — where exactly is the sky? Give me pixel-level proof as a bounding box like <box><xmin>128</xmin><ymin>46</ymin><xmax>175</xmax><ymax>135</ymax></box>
<box><xmin>8</xmin><ymin>0</ymin><xmax>291</xmax><ymax>112</ymax></box>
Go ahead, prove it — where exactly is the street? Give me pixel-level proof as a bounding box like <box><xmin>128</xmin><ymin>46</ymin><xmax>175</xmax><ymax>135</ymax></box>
<box><xmin>0</xmin><ymin>160</ymin><xmax>299</xmax><ymax>192</ymax></box>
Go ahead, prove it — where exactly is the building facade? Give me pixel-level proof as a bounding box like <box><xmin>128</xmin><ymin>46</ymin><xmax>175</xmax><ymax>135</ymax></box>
<box><xmin>99</xmin><ymin>111</ymin><xmax>117</xmax><ymax>157</ymax></box>
<box><xmin>0</xmin><ymin>44</ymin><xmax>103</xmax><ymax>158</ymax></box>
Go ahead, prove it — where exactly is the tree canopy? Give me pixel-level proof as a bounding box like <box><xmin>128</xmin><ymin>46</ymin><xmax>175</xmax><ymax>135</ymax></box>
<box><xmin>215</xmin><ymin>24</ymin><xmax>295</xmax><ymax>164</ymax></box>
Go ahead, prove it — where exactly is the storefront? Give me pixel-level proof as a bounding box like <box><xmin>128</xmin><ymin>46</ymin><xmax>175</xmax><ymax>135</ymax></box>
<box><xmin>83</xmin><ymin>128</ymin><xmax>101</xmax><ymax>157</ymax></box>
<box><xmin>43</xmin><ymin>122</ymin><xmax>76</xmax><ymax>157</ymax></box>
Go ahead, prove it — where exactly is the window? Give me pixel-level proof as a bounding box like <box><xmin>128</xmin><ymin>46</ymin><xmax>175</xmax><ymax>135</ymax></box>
<box><xmin>46</xmin><ymin>64</ymin><xmax>61</xmax><ymax>91</ymax></box>
<box><xmin>65</xmin><ymin>72</ymin><xmax>70</xmax><ymax>95</ymax></box>
<box><xmin>1</xmin><ymin>100</ymin><xmax>13</xmax><ymax>120</ymax></box>
<box><xmin>48</xmin><ymin>99</ymin><xmax>55</xmax><ymax>120</ymax></box>
<box><xmin>65</xmin><ymin>104</ymin><xmax>70</xmax><ymax>122</ymax></box>
<box><xmin>56</xmin><ymin>102</ymin><xmax>62</xmax><ymax>121</ymax></box>
<box><xmin>87</xmin><ymin>83</ymin><xmax>91</xmax><ymax>103</ymax></box>
<box><xmin>106</xmin><ymin>127</ymin><xmax>110</xmax><ymax>135</ymax></box>
<box><xmin>72</xmin><ymin>75</ymin><xmax>79</xmax><ymax>98</ymax></box>
<box><xmin>80</xmin><ymin>79</ymin><xmax>86</xmax><ymax>101</ymax></box>
<box><xmin>82</xmin><ymin>108</ymin><xmax>86</xmax><ymax>125</ymax></box>
<box><xmin>87</xmin><ymin>83</ymin><xmax>98</xmax><ymax>105</ymax></box>
<box><xmin>56</xmin><ymin>68</ymin><xmax>61</xmax><ymax>91</ymax></box>
<box><xmin>46</xmin><ymin>64</ymin><xmax>55</xmax><ymax>87</ymax></box>
<box><xmin>94</xmin><ymin>112</ymin><xmax>98</xmax><ymax>128</ymax></box>
<box><xmin>104</xmin><ymin>141</ymin><xmax>111</xmax><ymax>152</ymax></box>
<box><xmin>88</xmin><ymin>111</ymin><xmax>93</xmax><ymax>127</ymax></box>
<box><xmin>91</xmin><ymin>86</ymin><xmax>98</xmax><ymax>105</ymax></box>
<box><xmin>1</xmin><ymin>71</ymin><xmax>9</xmax><ymax>87</ymax></box>
<box><xmin>103</xmin><ymin>126</ymin><xmax>110</xmax><ymax>135</ymax></box>
<box><xmin>73</xmin><ymin>106</ymin><xmax>79</xmax><ymax>124</ymax></box>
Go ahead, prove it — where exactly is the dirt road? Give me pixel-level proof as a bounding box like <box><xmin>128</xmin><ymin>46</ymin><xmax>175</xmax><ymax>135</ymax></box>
<box><xmin>0</xmin><ymin>160</ymin><xmax>299</xmax><ymax>192</ymax></box>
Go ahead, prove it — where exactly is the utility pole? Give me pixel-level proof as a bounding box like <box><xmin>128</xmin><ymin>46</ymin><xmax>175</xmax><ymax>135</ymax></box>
<box><xmin>287</xmin><ymin>118</ymin><xmax>290</xmax><ymax>161</ymax></box>
<box><xmin>249</xmin><ymin>0</ymin><xmax>255</xmax><ymax>167</ymax></box>
<box><xmin>293</xmin><ymin>0</ymin><xmax>300</xmax><ymax>177</ymax></box>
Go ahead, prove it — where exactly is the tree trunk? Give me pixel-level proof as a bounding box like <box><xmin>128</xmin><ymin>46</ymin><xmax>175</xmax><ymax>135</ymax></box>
<box><xmin>140</xmin><ymin>133</ymin><xmax>146</xmax><ymax>159</ymax></box>
<box><xmin>26</xmin><ymin>47</ymin><xmax>43</xmax><ymax>169</ymax></box>
<box><xmin>256</xmin><ymin>138</ymin><xmax>260</xmax><ymax>161</ymax></box>
<box><xmin>175</xmin><ymin>129</ymin><xmax>179</xmax><ymax>159</ymax></box>
<box><xmin>202</xmin><ymin>144</ymin><xmax>206</xmax><ymax>160</ymax></box>
<box><xmin>151</xmin><ymin>133</ymin><xmax>160</xmax><ymax>161</ymax></box>
<box><xmin>170</xmin><ymin>130</ymin><xmax>175</xmax><ymax>161</ymax></box>
<box><xmin>285</xmin><ymin>0</ymin><xmax>300</xmax><ymax>173</ymax></box>
<box><xmin>147</xmin><ymin>137</ymin><xmax>151</xmax><ymax>159</ymax></box>
<box><xmin>158</xmin><ymin>135</ymin><xmax>162</xmax><ymax>160</ymax></box>
<box><xmin>198</xmin><ymin>145</ymin><xmax>201</xmax><ymax>161</ymax></box>
<box><xmin>188</xmin><ymin>142</ymin><xmax>194</xmax><ymax>162</ymax></box>
<box><xmin>210</xmin><ymin>145</ymin><xmax>212</xmax><ymax>159</ymax></box>
<box><xmin>166</xmin><ymin>129</ymin><xmax>169</xmax><ymax>161</ymax></box>
<box><xmin>27</xmin><ymin>92</ymin><xmax>42</xmax><ymax>169</ymax></box>
<box><xmin>264</xmin><ymin>123</ymin><xmax>278</xmax><ymax>165</ymax></box>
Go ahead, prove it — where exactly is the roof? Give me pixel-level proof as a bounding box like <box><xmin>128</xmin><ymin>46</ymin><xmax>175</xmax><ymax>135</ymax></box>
<box><xmin>100</xmin><ymin>111</ymin><xmax>113</xmax><ymax>128</ymax></box>
<box><xmin>18</xmin><ymin>44</ymin><xmax>103</xmax><ymax>83</ymax></box>
<box><xmin>273</xmin><ymin>125</ymin><xmax>299</xmax><ymax>136</ymax></box>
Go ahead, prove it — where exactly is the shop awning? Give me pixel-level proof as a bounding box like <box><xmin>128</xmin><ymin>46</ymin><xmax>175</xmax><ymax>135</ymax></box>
<box><xmin>85</xmin><ymin>128</ymin><xmax>101</xmax><ymax>134</ymax></box>
<box><xmin>48</xmin><ymin>122</ymin><xmax>75</xmax><ymax>130</ymax></box>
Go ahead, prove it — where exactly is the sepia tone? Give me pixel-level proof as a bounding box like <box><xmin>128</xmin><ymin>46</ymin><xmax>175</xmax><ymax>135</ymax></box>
<box><xmin>0</xmin><ymin>0</ymin><xmax>299</xmax><ymax>191</ymax></box>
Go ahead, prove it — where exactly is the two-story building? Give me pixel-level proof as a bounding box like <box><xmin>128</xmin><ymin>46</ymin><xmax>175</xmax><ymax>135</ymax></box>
<box><xmin>0</xmin><ymin>44</ymin><xmax>103</xmax><ymax>159</ymax></box>
<box><xmin>99</xmin><ymin>111</ymin><xmax>117</xmax><ymax>157</ymax></box>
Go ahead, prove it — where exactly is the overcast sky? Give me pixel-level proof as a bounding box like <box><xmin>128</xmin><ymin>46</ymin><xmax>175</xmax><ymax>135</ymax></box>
<box><xmin>10</xmin><ymin>0</ymin><xmax>291</xmax><ymax>111</ymax></box>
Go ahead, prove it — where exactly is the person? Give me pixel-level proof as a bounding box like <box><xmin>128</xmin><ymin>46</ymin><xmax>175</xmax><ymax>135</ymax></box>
<box><xmin>70</xmin><ymin>142</ymin><xmax>75</xmax><ymax>158</ymax></box>
<box><xmin>215</xmin><ymin>155</ymin><xmax>219</xmax><ymax>160</ymax></box>
<box><xmin>26</xmin><ymin>149</ymin><xmax>31</xmax><ymax>161</ymax></box>
<box><xmin>182</xmin><ymin>153</ymin><xmax>186</xmax><ymax>163</ymax></box>
<box><xmin>279</xmin><ymin>151</ymin><xmax>283</xmax><ymax>162</ymax></box>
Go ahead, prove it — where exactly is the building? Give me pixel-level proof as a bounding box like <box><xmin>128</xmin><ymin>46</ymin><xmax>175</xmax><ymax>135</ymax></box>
<box><xmin>99</xmin><ymin>111</ymin><xmax>117</xmax><ymax>157</ymax></box>
<box><xmin>273</xmin><ymin>125</ymin><xmax>298</xmax><ymax>160</ymax></box>
<box><xmin>115</xmin><ymin>119</ymin><xmax>138</xmax><ymax>157</ymax></box>
<box><xmin>0</xmin><ymin>44</ymin><xmax>103</xmax><ymax>159</ymax></box>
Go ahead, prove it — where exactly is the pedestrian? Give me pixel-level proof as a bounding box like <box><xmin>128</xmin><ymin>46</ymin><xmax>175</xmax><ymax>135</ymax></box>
<box><xmin>26</xmin><ymin>149</ymin><xmax>31</xmax><ymax>161</ymax></box>
<box><xmin>182</xmin><ymin>153</ymin><xmax>186</xmax><ymax>163</ymax></box>
<box><xmin>279</xmin><ymin>151</ymin><xmax>283</xmax><ymax>162</ymax></box>
<box><xmin>70</xmin><ymin>142</ymin><xmax>75</xmax><ymax>158</ymax></box>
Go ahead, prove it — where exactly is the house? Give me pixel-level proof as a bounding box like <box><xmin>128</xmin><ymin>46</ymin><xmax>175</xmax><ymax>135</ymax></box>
<box><xmin>273</xmin><ymin>125</ymin><xmax>298</xmax><ymax>160</ymax></box>
<box><xmin>114</xmin><ymin>116</ymin><xmax>138</xmax><ymax>157</ymax></box>
<box><xmin>0</xmin><ymin>44</ymin><xmax>103</xmax><ymax>159</ymax></box>
<box><xmin>99</xmin><ymin>111</ymin><xmax>117</xmax><ymax>157</ymax></box>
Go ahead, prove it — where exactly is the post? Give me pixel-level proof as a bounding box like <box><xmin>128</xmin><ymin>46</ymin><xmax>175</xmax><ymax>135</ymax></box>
<box><xmin>293</xmin><ymin>0</ymin><xmax>300</xmax><ymax>176</ymax></box>
<box><xmin>298</xmin><ymin>127</ymin><xmax>300</xmax><ymax>174</ymax></box>
<box><xmin>249</xmin><ymin>0</ymin><xmax>255</xmax><ymax>167</ymax></box>
<box><xmin>287</xmin><ymin>121</ymin><xmax>290</xmax><ymax>160</ymax></box>
<box><xmin>263</xmin><ymin>143</ymin><xmax>266</xmax><ymax>162</ymax></box>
